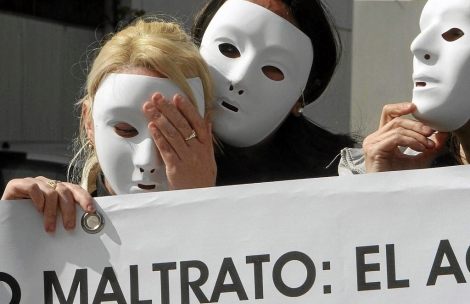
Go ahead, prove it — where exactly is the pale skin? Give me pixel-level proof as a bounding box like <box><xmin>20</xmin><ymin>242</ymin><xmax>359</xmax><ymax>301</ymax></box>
<box><xmin>2</xmin><ymin>67</ymin><xmax>216</xmax><ymax>232</ymax></box>
<box><xmin>363</xmin><ymin>102</ymin><xmax>469</xmax><ymax>173</ymax></box>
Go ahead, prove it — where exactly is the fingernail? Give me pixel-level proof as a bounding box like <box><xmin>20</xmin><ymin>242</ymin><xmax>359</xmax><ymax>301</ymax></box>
<box><xmin>66</xmin><ymin>222</ymin><xmax>75</xmax><ymax>230</ymax></box>
<box><xmin>47</xmin><ymin>224</ymin><xmax>56</xmax><ymax>233</ymax></box>
<box><xmin>175</xmin><ymin>94</ymin><xmax>184</xmax><ymax>103</ymax></box>
<box><xmin>144</xmin><ymin>103</ymin><xmax>155</xmax><ymax>112</ymax></box>
<box><xmin>153</xmin><ymin>93</ymin><xmax>163</xmax><ymax>103</ymax></box>
<box><xmin>88</xmin><ymin>205</ymin><xmax>95</xmax><ymax>212</ymax></box>
<box><xmin>145</xmin><ymin>103</ymin><xmax>160</xmax><ymax>118</ymax></box>
<box><xmin>149</xmin><ymin>123</ymin><xmax>157</xmax><ymax>133</ymax></box>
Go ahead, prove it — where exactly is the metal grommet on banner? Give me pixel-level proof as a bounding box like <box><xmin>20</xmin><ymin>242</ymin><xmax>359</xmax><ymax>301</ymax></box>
<box><xmin>81</xmin><ymin>211</ymin><xmax>105</xmax><ymax>234</ymax></box>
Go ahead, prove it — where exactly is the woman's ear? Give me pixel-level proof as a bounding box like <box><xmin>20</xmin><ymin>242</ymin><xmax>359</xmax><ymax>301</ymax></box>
<box><xmin>290</xmin><ymin>101</ymin><xmax>303</xmax><ymax>117</ymax></box>
<box><xmin>82</xmin><ymin>100</ymin><xmax>95</xmax><ymax>145</ymax></box>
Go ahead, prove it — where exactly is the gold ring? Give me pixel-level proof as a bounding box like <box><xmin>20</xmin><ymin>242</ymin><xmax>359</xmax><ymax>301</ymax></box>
<box><xmin>184</xmin><ymin>130</ymin><xmax>197</xmax><ymax>141</ymax></box>
<box><xmin>47</xmin><ymin>180</ymin><xmax>61</xmax><ymax>190</ymax></box>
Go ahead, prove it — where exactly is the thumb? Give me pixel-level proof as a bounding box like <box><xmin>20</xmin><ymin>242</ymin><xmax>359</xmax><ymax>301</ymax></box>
<box><xmin>380</xmin><ymin>102</ymin><xmax>416</xmax><ymax>127</ymax></box>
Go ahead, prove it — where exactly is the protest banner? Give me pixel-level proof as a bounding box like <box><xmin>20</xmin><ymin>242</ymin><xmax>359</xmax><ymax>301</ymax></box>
<box><xmin>1</xmin><ymin>165</ymin><xmax>470</xmax><ymax>303</ymax></box>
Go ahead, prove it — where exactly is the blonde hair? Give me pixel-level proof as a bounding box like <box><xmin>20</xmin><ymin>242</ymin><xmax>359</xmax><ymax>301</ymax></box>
<box><xmin>68</xmin><ymin>17</ymin><xmax>215</xmax><ymax>188</ymax></box>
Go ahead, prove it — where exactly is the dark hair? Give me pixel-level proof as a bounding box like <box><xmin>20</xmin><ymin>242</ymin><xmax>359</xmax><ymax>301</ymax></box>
<box><xmin>432</xmin><ymin>134</ymin><xmax>463</xmax><ymax>167</ymax></box>
<box><xmin>192</xmin><ymin>0</ymin><xmax>356</xmax><ymax>185</ymax></box>
<box><xmin>192</xmin><ymin>0</ymin><xmax>342</xmax><ymax>105</ymax></box>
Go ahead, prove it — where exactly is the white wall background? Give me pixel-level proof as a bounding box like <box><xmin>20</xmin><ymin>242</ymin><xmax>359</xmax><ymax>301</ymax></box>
<box><xmin>351</xmin><ymin>0</ymin><xmax>426</xmax><ymax>137</ymax></box>
<box><xmin>0</xmin><ymin>12</ymin><xmax>97</xmax><ymax>144</ymax></box>
<box><xmin>305</xmin><ymin>0</ymin><xmax>354</xmax><ymax>135</ymax></box>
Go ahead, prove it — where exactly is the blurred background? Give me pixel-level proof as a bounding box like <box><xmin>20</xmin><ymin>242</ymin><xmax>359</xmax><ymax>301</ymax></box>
<box><xmin>0</xmin><ymin>0</ymin><xmax>426</xmax><ymax>192</ymax></box>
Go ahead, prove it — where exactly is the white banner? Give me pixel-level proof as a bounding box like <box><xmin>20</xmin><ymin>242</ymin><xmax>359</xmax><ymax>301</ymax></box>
<box><xmin>1</xmin><ymin>165</ymin><xmax>470</xmax><ymax>303</ymax></box>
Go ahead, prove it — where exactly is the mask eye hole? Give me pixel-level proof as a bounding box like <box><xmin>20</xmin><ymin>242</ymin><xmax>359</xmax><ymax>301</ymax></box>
<box><xmin>262</xmin><ymin>66</ymin><xmax>284</xmax><ymax>81</ymax></box>
<box><xmin>442</xmin><ymin>28</ymin><xmax>465</xmax><ymax>42</ymax></box>
<box><xmin>113</xmin><ymin>123</ymin><xmax>138</xmax><ymax>138</ymax></box>
<box><xmin>218</xmin><ymin>43</ymin><xmax>240</xmax><ymax>58</ymax></box>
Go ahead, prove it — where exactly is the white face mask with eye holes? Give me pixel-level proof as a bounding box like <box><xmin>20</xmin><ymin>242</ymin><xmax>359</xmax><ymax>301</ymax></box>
<box><xmin>93</xmin><ymin>73</ymin><xmax>205</xmax><ymax>195</ymax></box>
<box><xmin>411</xmin><ymin>0</ymin><xmax>470</xmax><ymax>131</ymax></box>
<box><xmin>199</xmin><ymin>0</ymin><xmax>313</xmax><ymax>147</ymax></box>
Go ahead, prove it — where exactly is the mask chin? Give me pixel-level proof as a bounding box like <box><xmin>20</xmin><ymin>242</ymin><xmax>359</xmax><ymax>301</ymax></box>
<box><xmin>214</xmin><ymin>106</ymin><xmax>295</xmax><ymax>148</ymax></box>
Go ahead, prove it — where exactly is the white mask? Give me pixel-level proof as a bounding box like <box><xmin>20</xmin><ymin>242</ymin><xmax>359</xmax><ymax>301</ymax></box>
<box><xmin>93</xmin><ymin>73</ymin><xmax>205</xmax><ymax>195</ymax></box>
<box><xmin>200</xmin><ymin>0</ymin><xmax>313</xmax><ymax>147</ymax></box>
<box><xmin>411</xmin><ymin>0</ymin><xmax>470</xmax><ymax>131</ymax></box>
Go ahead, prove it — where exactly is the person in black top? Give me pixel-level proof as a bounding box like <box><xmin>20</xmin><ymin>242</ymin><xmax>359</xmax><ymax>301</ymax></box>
<box><xmin>191</xmin><ymin>0</ymin><xmax>356</xmax><ymax>185</ymax></box>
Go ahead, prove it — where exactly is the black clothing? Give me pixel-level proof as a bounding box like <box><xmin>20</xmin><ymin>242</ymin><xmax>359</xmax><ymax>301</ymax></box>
<box><xmin>215</xmin><ymin>114</ymin><xmax>356</xmax><ymax>186</ymax></box>
<box><xmin>91</xmin><ymin>172</ymin><xmax>112</xmax><ymax>197</ymax></box>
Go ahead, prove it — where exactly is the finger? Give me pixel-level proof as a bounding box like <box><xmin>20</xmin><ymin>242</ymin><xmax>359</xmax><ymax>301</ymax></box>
<box><xmin>26</xmin><ymin>177</ymin><xmax>58</xmax><ymax>214</ymax></box>
<box><xmin>173</xmin><ymin>94</ymin><xmax>208</xmax><ymax>144</ymax></box>
<box><xmin>149</xmin><ymin>110</ymin><xmax>191</xmax><ymax>159</ymax></box>
<box><xmin>152</xmin><ymin>93</ymin><xmax>193</xmax><ymax>140</ymax></box>
<box><xmin>380</xmin><ymin>127</ymin><xmax>436</xmax><ymax>150</ymax></box>
<box><xmin>2</xmin><ymin>178</ymin><xmax>45</xmax><ymax>212</ymax></box>
<box><xmin>379</xmin><ymin>117</ymin><xmax>434</xmax><ymax>138</ymax></box>
<box><xmin>409</xmin><ymin>135</ymin><xmax>448</xmax><ymax>168</ymax></box>
<box><xmin>34</xmin><ymin>177</ymin><xmax>60</xmax><ymax>233</ymax></box>
<box><xmin>379</xmin><ymin>102</ymin><xmax>416</xmax><ymax>127</ymax></box>
<box><xmin>56</xmin><ymin>183</ymin><xmax>77</xmax><ymax>231</ymax></box>
<box><xmin>145</xmin><ymin>96</ymin><xmax>190</xmax><ymax>156</ymax></box>
<box><xmin>206</xmin><ymin>123</ymin><xmax>215</xmax><ymax>153</ymax></box>
<box><xmin>66</xmin><ymin>183</ymin><xmax>96</xmax><ymax>213</ymax></box>
<box><xmin>372</xmin><ymin>130</ymin><xmax>436</xmax><ymax>154</ymax></box>
<box><xmin>149</xmin><ymin>122</ymin><xmax>182</xmax><ymax>164</ymax></box>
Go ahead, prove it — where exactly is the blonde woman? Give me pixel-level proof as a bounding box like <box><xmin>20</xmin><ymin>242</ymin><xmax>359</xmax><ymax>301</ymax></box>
<box><xmin>1</xmin><ymin>17</ymin><xmax>216</xmax><ymax>232</ymax></box>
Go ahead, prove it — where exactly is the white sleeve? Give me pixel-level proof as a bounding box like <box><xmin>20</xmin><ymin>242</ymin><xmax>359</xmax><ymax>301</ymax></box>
<box><xmin>338</xmin><ymin>147</ymin><xmax>366</xmax><ymax>175</ymax></box>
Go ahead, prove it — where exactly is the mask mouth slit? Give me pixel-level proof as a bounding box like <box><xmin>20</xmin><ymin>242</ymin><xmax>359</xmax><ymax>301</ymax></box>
<box><xmin>222</xmin><ymin>101</ymin><xmax>239</xmax><ymax>112</ymax></box>
<box><xmin>416</xmin><ymin>82</ymin><xmax>426</xmax><ymax>87</ymax></box>
<box><xmin>138</xmin><ymin>184</ymin><xmax>156</xmax><ymax>190</ymax></box>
